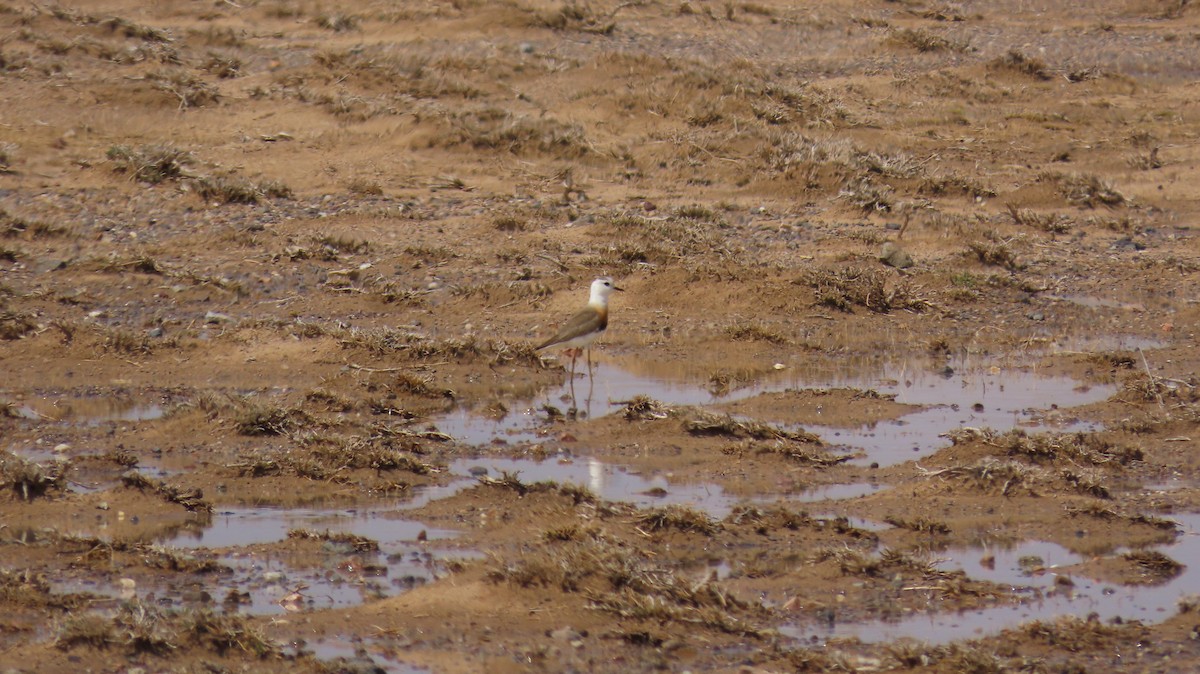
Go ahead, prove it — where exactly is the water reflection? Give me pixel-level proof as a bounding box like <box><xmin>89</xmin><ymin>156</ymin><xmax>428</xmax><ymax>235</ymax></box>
<box><xmin>783</xmin><ymin>513</ymin><xmax>1200</xmax><ymax>645</ymax></box>
<box><xmin>12</xmin><ymin>397</ymin><xmax>164</xmax><ymax>424</ymax></box>
<box><xmin>439</xmin><ymin>355</ymin><xmax>1115</xmax><ymax>468</ymax></box>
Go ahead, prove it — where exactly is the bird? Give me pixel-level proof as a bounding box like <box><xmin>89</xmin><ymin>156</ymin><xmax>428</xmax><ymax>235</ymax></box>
<box><xmin>535</xmin><ymin>276</ymin><xmax>623</xmax><ymax>380</ymax></box>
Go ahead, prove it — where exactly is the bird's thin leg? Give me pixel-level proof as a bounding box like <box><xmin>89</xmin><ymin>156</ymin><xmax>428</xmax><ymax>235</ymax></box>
<box><xmin>586</xmin><ymin>352</ymin><xmax>595</xmax><ymax>415</ymax></box>
<box><xmin>568</xmin><ymin>352</ymin><xmax>578</xmax><ymax>411</ymax></box>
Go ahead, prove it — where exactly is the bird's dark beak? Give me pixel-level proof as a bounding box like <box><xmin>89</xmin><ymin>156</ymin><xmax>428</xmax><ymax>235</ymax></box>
<box><xmin>613</xmin><ymin>285</ymin><xmax>625</xmax><ymax>292</ymax></box>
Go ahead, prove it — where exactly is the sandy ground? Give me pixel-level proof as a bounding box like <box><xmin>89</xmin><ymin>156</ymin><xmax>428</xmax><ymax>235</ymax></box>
<box><xmin>3</xmin><ymin>0</ymin><xmax>1200</xmax><ymax>672</ymax></box>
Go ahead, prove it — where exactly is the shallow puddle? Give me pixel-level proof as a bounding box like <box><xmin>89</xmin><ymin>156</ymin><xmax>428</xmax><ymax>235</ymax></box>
<box><xmin>304</xmin><ymin>638</ymin><xmax>431</xmax><ymax>674</ymax></box>
<box><xmin>440</xmin><ymin>355</ymin><xmax>1115</xmax><ymax>469</ymax></box>
<box><xmin>810</xmin><ymin>363</ymin><xmax>1113</xmax><ymax>467</ymax></box>
<box><xmin>450</xmin><ymin>456</ymin><xmax>740</xmax><ymax>519</ymax></box>
<box><xmin>46</xmin><ymin>507</ymin><xmax>469</xmax><ymax>616</ymax></box>
<box><xmin>11</xmin><ymin>396</ymin><xmax>164</xmax><ymax>424</ymax></box>
<box><xmin>167</xmin><ymin>506</ymin><xmax>459</xmax><ymax>549</ymax></box>
<box><xmin>785</xmin><ymin>482</ymin><xmax>885</xmax><ymax>502</ymax></box>
<box><xmin>784</xmin><ymin>513</ymin><xmax>1200</xmax><ymax>645</ymax></box>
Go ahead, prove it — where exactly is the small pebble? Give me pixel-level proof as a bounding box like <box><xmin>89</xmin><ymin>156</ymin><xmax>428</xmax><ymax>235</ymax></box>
<box><xmin>204</xmin><ymin>310</ymin><xmax>234</xmax><ymax>324</ymax></box>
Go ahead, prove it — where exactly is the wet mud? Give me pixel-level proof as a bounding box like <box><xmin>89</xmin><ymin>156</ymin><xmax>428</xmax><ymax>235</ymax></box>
<box><xmin>3</xmin><ymin>1</ymin><xmax>1200</xmax><ymax>673</ymax></box>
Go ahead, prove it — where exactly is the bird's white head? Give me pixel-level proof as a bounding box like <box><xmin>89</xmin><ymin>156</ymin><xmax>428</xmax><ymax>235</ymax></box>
<box><xmin>588</xmin><ymin>276</ymin><xmax>623</xmax><ymax>306</ymax></box>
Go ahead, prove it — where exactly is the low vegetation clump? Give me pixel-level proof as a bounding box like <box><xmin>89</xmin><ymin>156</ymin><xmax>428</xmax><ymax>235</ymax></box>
<box><xmin>487</xmin><ymin>533</ymin><xmax>761</xmax><ymax>636</ymax></box>
<box><xmin>682</xmin><ymin>410</ymin><xmax>821</xmax><ymax>444</ymax></box>
<box><xmin>997</xmin><ymin>430</ymin><xmax>1144</xmax><ymax>466</ymax></box>
<box><xmin>799</xmin><ymin>266</ymin><xmax>932</xmax><ymax>313</ymax></box>
<box><xmin>1053</xmin><ymin>172</ymin><xmax>1128</xmax><ymax>208</ymax></box>
<box><xmin>106</xmin><ymin>144</ymin><xmax>291</xmax><ymax>203</ymax></box>
<box><xmin>0</xmin><ymin>309</ymin><xmax>38</xmax><ymax>340</ymax></box>
<box><xmin>887</xmin><ymin>27</ymin><xmax>971</xmax><ymax>53</ymax></box>
<box><xmin>287</xmin><ymin>528</ymin><xmax>379</xmax><ymax>553</ymax></box>
<box><xmin>638</xmin><ymin>505</ymin><xmax>721</xmax><ymax>536</ymax></box>
<box><xmin>0</xmin><ymin>452</ymin><xmax>66</xmax><ymax>500</ymax></box>
<box><xmin>724</xmin><ymin>323</ymin><xmax>790</xmax><ymax>345</ymax></box>
<box><xmin>56</xmin><ymin>601</ymin><xmax>278</xmax><ymax>657</ymax></box>
<box><xmin>107</xmin><ymin>144</ymin><xmax>193</xmax><ymax>184</ymax></box>
<box><xmin>120</xmin><ymin>470</ymin><xmax>211</xmax><ymax>511</ymax></box>
<box><xmin>989</xmin><ymin>49</ymin><xmax>1051</xmax><ymax>79</ymax></box>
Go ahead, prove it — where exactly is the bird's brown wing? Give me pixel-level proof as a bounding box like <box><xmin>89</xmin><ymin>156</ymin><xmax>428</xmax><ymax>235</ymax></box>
<box><xmin>536</xmin><ymin>307</ymin><xmax>607</xmax><ymax>349</ymax></box>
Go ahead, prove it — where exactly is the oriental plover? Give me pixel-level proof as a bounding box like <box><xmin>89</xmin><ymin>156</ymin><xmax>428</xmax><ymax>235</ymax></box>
<box><xmin>536</xmin><ymin>276</ymin><xmax>623</xmax><ymax>378</ymax></box>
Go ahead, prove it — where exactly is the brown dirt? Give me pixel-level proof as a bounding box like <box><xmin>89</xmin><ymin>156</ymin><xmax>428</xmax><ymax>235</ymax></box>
<box><xmin>3</xmin><ymin>0</ymin><xmax>1200</xmax><ymax>672</ymax></box>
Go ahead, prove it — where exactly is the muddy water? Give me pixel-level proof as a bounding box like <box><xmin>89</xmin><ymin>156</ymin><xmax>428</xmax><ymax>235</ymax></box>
<box><xmin>441</xmin><ymin>354</ymin><xmax>1115</xmax><ymax>467</ymax></box>
<box><xmin>784</xmin><ymin>513</ymin><xmax>1200</xmax><ymax>645</ymax></box>
<box><xmin>12</xmin><ymin>396</ymin><xmax>164</xmax><ymax>424</ymax></box>
<box><xmin>810</xmin><ymin>362</ymin><xmax>1113</xmax><ymax>466</ymax></box>
<box><xmin>165</xmin><ymin>507</ymin><xmax>466</xmax><ymax>615</ymax></box>
<box><xmin>303</xmin><ymin>639</ymin><xmax>430</xmax><ymax>674</ymax></box>
<box><xmin>450</xmin><ymin>456</ymin><xmax>740</xmax><ymax>517</ymax></box>
<box><xmin>23</xmin><ymin>349</ymin><xmax>1170</xmax><ymax>649</ymax></box>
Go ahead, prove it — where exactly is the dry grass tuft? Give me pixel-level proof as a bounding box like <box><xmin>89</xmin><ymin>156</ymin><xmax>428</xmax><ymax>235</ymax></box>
<box><xmin>107</xmin><ymin>144</ymin><xmax>193</xmax><ymax>184</ymax></box>
<box><xmin>1021</xmin><ymin>615</ymin><xmax>1124</xmax><ymax>652</ymax></box>
<box><xmin>838</xmin><ymin>177</ymin><xmax>894</xmax><ymax>213</ymax></box>
<box><xmin>535</xmin><ymin>2</ymin><xmax>617</xmax><ymax>34</ymax></box>
<box><xmin>106</xmin><ymin>144</ymin><xmax>290</xmax><ymax>202</ymax></box>
<box><xmin>989</xmin><ymin>49</ymin><xmax>1051</xmax><ymax>79</ymax></box>
<box><xmin>1121</xmin><ymin>371</ymin><xmax>1199</xmax><ymax>405</ymax></box>
<box><xmin>489</xmin><ymin>532</ymin><xmax>761</xmax><ymax>635</ymax></box>
<box><xmin>682</xmin><ymin>410</ymin><xmax>821</xmax><ymax>444</ymax></box>
<box><xmin>997</xmin><ymin>429</ymin><xmax>1143</xmax><ymax>466</ymax></box>
<box><xmin>1123</xmin><ymin>550</ymin><xmax>1183</xmax><ymax>584</ymax></box>
<box><xmin>232</xmin><ymin>402</ymin><xmax>313</xmax><ymax>436</ymax></box>
<box><xmin>887</xmin><ymin>27</ymin><xmax>970</xmax><ymax>53</ymax></box>
<box><xmin>0</xmin><ymin>309</ymin><xmax>37</xmax><ymax>340</ymax></box>
<box><xmin>1054</xmin><ymin>172</ymin><xmax>1128</xmax><ymax>208</ymax></box>
<box><xmin>1006</xmin><ymin>204</ymin><xmax>1072</xmax><ymax>234</ymax></box>
<box><xmin>799</xmin><ymin>266</ymin><xmax>932</xmax><ymax>313</ymax></box>
<box><xmin>287</xmin><ymin>528</ymin><xmax>379</xmax><ymax>553</ymax></box>
<box><xmin>622</xmin><ymin>395</ymin><xmax>669</xmax><ymax>421</ymax></box>
<box><xmin>0</xmin><ymin>452</ymin><xmax>66</xmax><ymax>501</ymax></box>
<box><xmin>443</xmin><ymin>109</ymin><xmax>590</xmax><ymax>157</ymax></box>
<box><xmin>148</xmin><ymin>69</ymin><xmax>220</xmax><ymax>109</ymax></box>
<box><xmin>922</xmin><ymin>457</ymin><xmax>1036</xmax><ymax>496</ymax></box>
<box><xmin>883</xmin><ymin>515</ymin><xmax>951</xmax><ymax>535</ymax></box>
<box><xmin>724</xmin><ymin>323</ymin><xmax>790</xmax><ymax>345</ymax></box>
<box><xmin>638</xmin><ymin>505</ymin><xmax>721</xmax><ymax>536</ymax></box>
<box><xmin>967</xmin><ymin>239</ymin><xmax>1023</xmax><ymax>271</ymax></box>
<box><xmin>120</xmin><ymin>470</ymin><xmax>212</xmax><ymax>512</ymax></box>
<box><xmin>2</xmin><ymin>208</ymin><xmax>69</xmax><ymax>238</ymax></box>
<box><xmin>179</xmin><ymin>609</ymin><xmax>277</xmax><ymax>657</ymax></box>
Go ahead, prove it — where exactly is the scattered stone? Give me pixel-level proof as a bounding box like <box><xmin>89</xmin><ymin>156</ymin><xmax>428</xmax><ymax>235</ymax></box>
<box><xmin>879</xmin><ymin>242</ymin><xmax>914</xmax><ymax>269</ymax></box>
<box><xmin>204</xmin><ymin>310</ymin><xmax>234</xmax><ymax>324</ymax></box>
<box><xmin>1111</xmin><ymin>237</ymin><xmax>1146</xmax><ymax>251</ymax></box>
<box><xmin>52</xmin><ymin>443</ymin><xmax>70</xmax><ymax>453</ymax></box>
<box><xmin>549</xmin><ymin>626</ymin><xmax>583</xmax><ymax>641</ymax></box>
<box><xmin>467</xmin><ymin>465</ymin><xmax>489</xmax><ymax>477</ymax></box>
<box><xmin>147</xmin><ymin>326</ymin><xmax>164</xmax><ymax>338</ymax></box>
